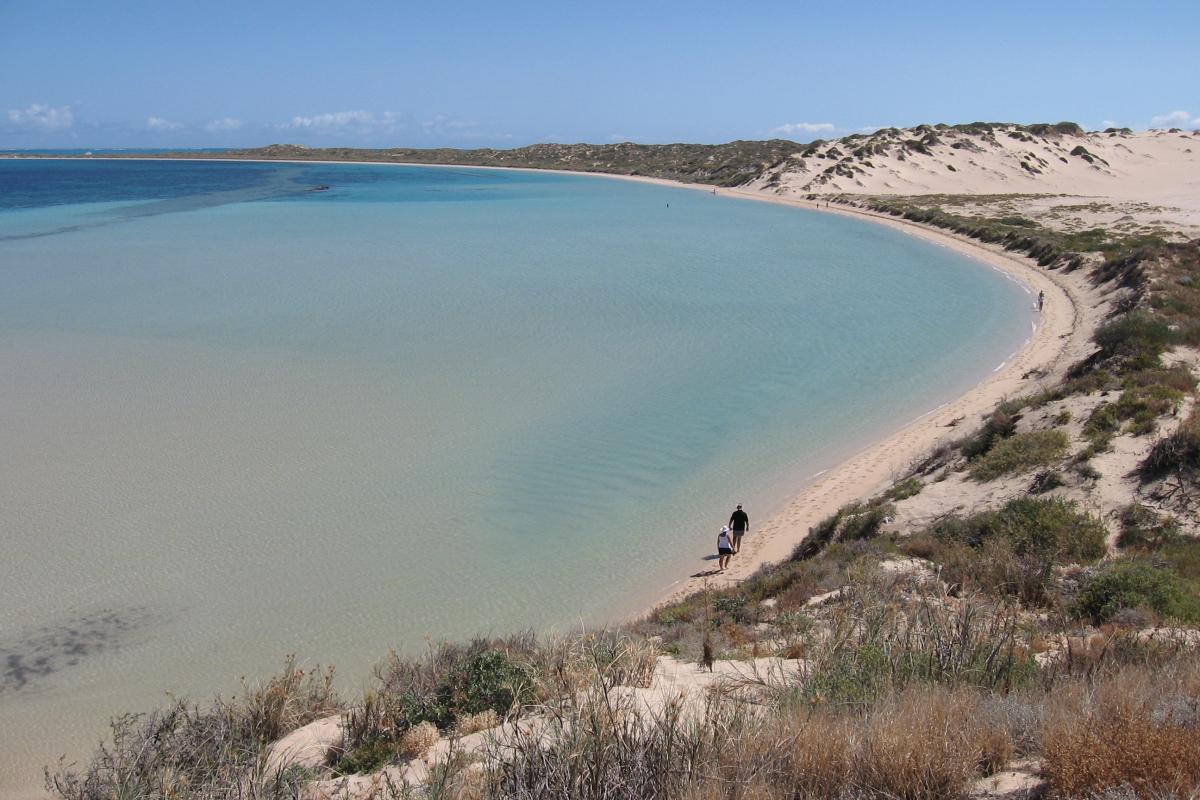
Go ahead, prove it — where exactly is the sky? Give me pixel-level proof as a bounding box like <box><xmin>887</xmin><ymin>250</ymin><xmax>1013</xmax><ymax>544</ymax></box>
<box><xmin>2</xmin><ymin>0</ymin><xmax>1198</xmax><ymax>149</ymax></box>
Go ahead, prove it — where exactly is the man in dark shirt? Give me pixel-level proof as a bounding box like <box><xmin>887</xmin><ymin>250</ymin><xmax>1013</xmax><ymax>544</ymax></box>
<box><xmin>728</xmin><ymin>505</ymin><xmax>749</xmax><ymax>553</ymax></box>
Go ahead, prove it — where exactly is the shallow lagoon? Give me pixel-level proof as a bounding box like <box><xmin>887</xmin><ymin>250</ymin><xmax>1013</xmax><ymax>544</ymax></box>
<box><xmin>0</xmin><ymin>160</ymin><xmax>1030</xmax><ymax>789</ymax></box>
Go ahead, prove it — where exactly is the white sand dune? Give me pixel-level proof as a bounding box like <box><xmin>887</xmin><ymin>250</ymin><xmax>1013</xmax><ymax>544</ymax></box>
<box><xmin>750</xmin><ymin>124</ymin><xmax>1200</xmax><ymax>226</ymax></box>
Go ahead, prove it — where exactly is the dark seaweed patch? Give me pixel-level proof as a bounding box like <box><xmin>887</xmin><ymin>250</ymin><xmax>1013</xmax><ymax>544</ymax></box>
<box><xmin>0</xmin><ymin>607</ymin><xmax>156</xmax><ymax>693</ymax></box>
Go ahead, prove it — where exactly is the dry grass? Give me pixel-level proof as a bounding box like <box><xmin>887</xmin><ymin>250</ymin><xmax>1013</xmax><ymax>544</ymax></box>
<box><xmin>399</xmin><ymin>720</ymin><xmax>440</xmax><ymax>759</ymax></box>
<box><xmin>455</xmin><ymin>709</ymin><xmax>500</xmax><ymax>736</ymax></box>
<box><xmin>485</xmin><ymin>682</ymin><xmax>1012</xmax><ymax>800</ymax></box>
<box><xmin>1042</xmin><ymin>662</ymin><xmax>1200</xmax><ymax>798</ymax></box>
<box><xmin>46</xmin><ymin>656</ymin><xmax>340</xmax><ymax>800</ymax></box>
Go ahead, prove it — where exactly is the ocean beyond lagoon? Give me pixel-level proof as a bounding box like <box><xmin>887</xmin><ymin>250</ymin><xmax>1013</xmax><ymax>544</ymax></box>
<box><xmin>0</xmin><ymin>159</ymin><xmax>1030</xmax><ymax>787</ymax></box>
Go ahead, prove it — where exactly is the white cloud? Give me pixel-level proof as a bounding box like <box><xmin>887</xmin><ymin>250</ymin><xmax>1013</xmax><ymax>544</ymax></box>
<box><xmin>1101</xmin><ymin>119</ymin><xmax>1118</xmax><ymax>129</ymax></box>
<box><xmin>146</xmin><ymin>116</ymin><xmax>183</xmax><ymax>131</ymax></box>
<box><xmin>6</xmin><ymin>103</ymin><xmax>74</xmax><ymax>130</ymax></box>
<box><xmin>769</xmin><ymin>122</ymin><xmax>836</xmax><ymax>137</ymax></box>
<box><xmin>1149</xmin><ymin>110</ymin><xmax>1200</xmax><ymax>129</ymax></box>
<box><xmin>205</xmin><ymin>117</ymin><xmax>242</xmax><ymax>132</ymax></box>
<box><xmin>280</xmin><ymin>110</ymin><xmax>504</xmax><ymax>142</ymax></box>
<box><xmin>284</xmin><ymin>110</ymin><xmax>405</xmax><ymax>132</ymax></box>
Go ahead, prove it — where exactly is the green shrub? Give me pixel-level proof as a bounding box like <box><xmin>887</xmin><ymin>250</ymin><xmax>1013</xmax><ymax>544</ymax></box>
<box><xmin>1159</xmin><ymin>539</ymin><xmax>1200</xmax><ymax>597</ymax></box>
<box><xmin>916</xmin><ymin>498</ymin><xmax>1107</xmax><ymax>603</ymax></box>
<box><xmin>986</xmin><ymin>497</ymin><xmax>1107</xmax><ymax>562</ymax></box>
<box><xmin>409</xmin><ymin>649</ymin><xmax>536</xmax><ymax>729</ymax></box>
<box><xmin>1088</xmin><ymin>383</ymin><xmax>1184</xmax><ymax>443</ymax></box>
<box><xmin>1083</xmin><ymin>402</ymin><xmax>1121</xmax><ymax>442</ymax></box>
<box><xmin>915</xmin><ymin>498</ymin><xmax>1106</xmax><ymax>604</ymax></box>
<box><xmin>960</xmin><ymin>411</ymin><xmax>1018</xmax><ymax>459</ymax></box>
<box><xmin>883</xmin><ymin>477</ymin><xmax>924</xmax><ymax>501</ymax></box>
<box><xmin>970</xmin><ymin>429</ymin><xmax>1068</xmax><ymax>481</ymax></box>
<box><xmin>791</xmin><ymin>506</ymin><xmax>847</xmax><ymax>561</ymax></box>
<box><xmin>840</xmin><ymin>503</ymin><xmax>895</xmax><ymax>541</ymax></box>
<box><xmin>1074</xmin><ymin>561</ymin><xmax>1200</xmax><ymax>624</ymax></box>
<box><xmin>1117</xmin><ymin>503</ymin><xmax>1181</xmax><ymax>550</ymax></box>
<box><xmin>1093</xmin><ymin>312</ymin><xmax>1174</xmax><ymax>371</ymax></box>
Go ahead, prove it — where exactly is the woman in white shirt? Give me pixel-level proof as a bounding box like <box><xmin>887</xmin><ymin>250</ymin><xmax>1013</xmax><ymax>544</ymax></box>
<box><xmin>717</xmin><ymin>526</ymin><xmax>734</xmax><ymax>571</ymax></box>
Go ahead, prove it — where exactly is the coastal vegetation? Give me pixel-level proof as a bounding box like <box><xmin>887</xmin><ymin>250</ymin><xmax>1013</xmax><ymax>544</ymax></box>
<box><xmin>168</xmin><ymin>140</ymin><xmax>808</xmax><ymax>187</ymax></box>
<box><xmin>45</xmin><ymin>125</ymin><xmax>1200</xmax><ymax>798</ymax></box>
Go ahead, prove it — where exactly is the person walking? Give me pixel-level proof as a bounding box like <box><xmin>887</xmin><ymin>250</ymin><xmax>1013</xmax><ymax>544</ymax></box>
<box><xmin>717</xmin><ymin>526</ymin><xmax>734</xmax><ymax>571</ymax></box>
<box><xmin>1037</xmin><ymin>290</ymin><xmax>1045</xmax><ymax>311</ymax></box>
<box><xmin>728</xmin><ymin>504</ymin><xmax>749</xmax><ymax>553</ymax></box>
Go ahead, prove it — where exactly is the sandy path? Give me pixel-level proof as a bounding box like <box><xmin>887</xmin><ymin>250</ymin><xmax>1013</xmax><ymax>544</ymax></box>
<box><xmin>651</xmin><ymin>190</ymin><xmax>1097</xmax><ymax>607</ymax></box>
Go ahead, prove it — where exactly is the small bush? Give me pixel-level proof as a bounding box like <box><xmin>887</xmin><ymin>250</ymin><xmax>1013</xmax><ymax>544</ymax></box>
<box><xmin>1088</xmin><ymin>383</ymin><xmax>1184</xmax><ymax>442</ymax></box>
<box><xmin>1074</xmin><ymin>560</ymin><xmax>1200</xmax><ymax>624</ymax></box>
<box><xmin>960</xmin><ymin>410</ymin><xmax>1019</xmax><ymax>459</ymax></box>
<box><xmin>883</xmin><ymin>476</ymin><xmax>924</xmax><ymax>501</ymax></box>
<box><xmin>400</xmin><ymin>720</ymin><xmax>440</xmax><ymax>756</ymax></box>
<box><xmin>438</xmin><ymin>650</ymin><xmax>535</xmax><ymax>721</ymax></box>
<box><xmin>1116</xmin><ymin>503</ymin><xmax>1180</xmax><ymax>549</ymax></box>
<box><xmin>1093</xmin><ymin>312</ymin><xmax>1174</xmax><ymax>371</ymax></box>
<box><xmin>1141</xmin><ymin>411</ymin><xmax>1200</xmax><ymax>480</ymax></box>
<box><xmin>1029</xmin><ymin>469</ymin><xmax>1066</xmax><ymax>494</ymax></box>
<box><xmin>987</xmin><ymin>497</ymin><xmax>1108</xmax><ymax>562</ymax></box>
<box><xmin>839</xmin><ymin>502</ymin><xmax>895</xmax><ymax>541</ymax></box>
<box><xmin>970</xmin><ymin>429</ymin><xmax>1068</xmax><ymax>481</ymax></box>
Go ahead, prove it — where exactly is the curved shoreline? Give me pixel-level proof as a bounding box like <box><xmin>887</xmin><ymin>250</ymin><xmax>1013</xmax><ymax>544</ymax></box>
<box><xmin>652</xmin><ymin>188</ymin><xmax>1092</xmax><ymax>607</ymax></box>
<box><xmin>10</xmin><ymin>155</ymin><xmax>1093</xmax><ymax>611</ymax></box>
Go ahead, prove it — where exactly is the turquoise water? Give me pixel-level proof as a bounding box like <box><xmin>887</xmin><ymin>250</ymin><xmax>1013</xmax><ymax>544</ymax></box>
<box><xmin>0</xmin><ymin>160</ymin><xmax>1030</xmax><ymax>789</ymax></box>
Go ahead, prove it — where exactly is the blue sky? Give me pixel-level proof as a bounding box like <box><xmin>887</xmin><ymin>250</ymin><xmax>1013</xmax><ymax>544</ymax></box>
<box><xmin>3</xmin><ymin>0</ymin><xmax>1198</xmax><ymax>148</ymax></box>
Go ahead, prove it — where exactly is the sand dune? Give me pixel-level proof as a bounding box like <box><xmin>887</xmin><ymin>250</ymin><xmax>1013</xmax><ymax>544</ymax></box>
<box><xmin>747</xmin><ymin>124</ymin><xmax>1200</xmax><ymax>236</ymax></box>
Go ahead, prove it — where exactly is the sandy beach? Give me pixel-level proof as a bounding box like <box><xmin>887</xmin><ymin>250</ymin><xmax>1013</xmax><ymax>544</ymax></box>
<box><xmin>654</xmin><ymin>191</ymin><xmax>1100</xmax><ymax>607</ymax></box>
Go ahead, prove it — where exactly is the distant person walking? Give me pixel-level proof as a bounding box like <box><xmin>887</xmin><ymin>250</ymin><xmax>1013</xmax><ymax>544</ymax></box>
<box><xmin>728</xmin><ymin>505</ymin><xmax>749</xmax><ymax>553</ymax></box>
<box><xmin>717</xmin><ymin>526</ymin><xmax>734</xmax><ymax>571</ymax></box>
<box><xmin>1037</xmin><ymin>290</ymin><xmax>1045</xmax><ymax>311</ymax></box>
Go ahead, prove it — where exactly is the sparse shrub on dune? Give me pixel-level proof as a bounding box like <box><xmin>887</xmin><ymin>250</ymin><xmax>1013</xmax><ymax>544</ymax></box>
<box><xmin>883</xmin><ymin>475</ymin><xmax>924</xmax><ymax>501</ymax></box>
<box><xmin>838</xmin><ymin>501</ymin><xmax>895</xmax><ymax>541</ymax></box>
<box><xmin>960</xmin><ymin>496</ymin><xmax>1107</xmax><ymax>563</ymax></box>
<box><xmin>341</xmin><ymin>632</ymin><xmax>658</xmax><ymax>775</ymax></box>
<box><xmin>1142</xmin><ymin>410</ymin><xmax>1200</xmax><ymax>481</ymax></box>
<box><xmin>905</xmin><ymin>497</ymin><xmax>1106</xmax><ymax>604</ymax></box>
<box><xmin>960</xmin><ymin>409</ymin><xmax>1019</xmax><ymax>459</ymax></box>
<box><xmin>801</xmin><ymin>575</ymin><xmax>1036</xmax><ymax>705</ymax></box>
<box><xmin>1073</xmin><ymin>560</ymin><xmax>1200</xmax><ymax>624</ymax></box>
<box><xmin>1117</xmin><ymin>503</ymin><xmax>1181</xmax><ymax>550</ymax></box>
<box><xmin>969</xmin><ymin>429</ymin><xmax>1069</xmax><ymax>481</ymax></box>
<box><xmin>1029</xmin><ymin>468</ymin><xmax>1066</xmax><ymax>494</ymax></box>
<box><xmin>1093</xmin><ymin>312</ymin><xmax>1174</xmax><ymax>372</ymax></box>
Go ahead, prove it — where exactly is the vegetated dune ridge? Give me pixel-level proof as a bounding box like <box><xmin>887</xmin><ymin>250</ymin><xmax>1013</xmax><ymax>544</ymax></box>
<box><xmin>42</xmin><ymin>125</ymin><xmax>1200</xmax><ymax>800</ymax></box>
